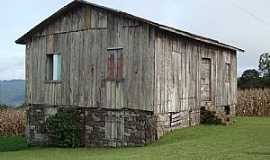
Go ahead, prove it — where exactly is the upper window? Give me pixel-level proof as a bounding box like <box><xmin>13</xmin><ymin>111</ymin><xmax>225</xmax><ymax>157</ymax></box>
<box><xmin>107</xmin><ymin>47</ymin><xmax>124</xmax><ymax>81</ymax></box>
<box><xmin>46</xmin><ymin>53</ymin><xmax>62</xmax><ymax>81</ymax></box>
<box><xmin>225</xmin><ymin>63</ymin><xmax>230</xmax><ymax>82</ymax></box>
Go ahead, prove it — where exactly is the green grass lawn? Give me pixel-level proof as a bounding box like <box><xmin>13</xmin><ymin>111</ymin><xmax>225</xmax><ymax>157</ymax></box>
<box><xmin>0</xmin><ymin>136</ymin><xmax>28</xmax><ymax>152</ymax></box>
<box><xmin>1</xmin><ymin>117</ymin><xmax>270</xmax><ymax>160</ymax></box>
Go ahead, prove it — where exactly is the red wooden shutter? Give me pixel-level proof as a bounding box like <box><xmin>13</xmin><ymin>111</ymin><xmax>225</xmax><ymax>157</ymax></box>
<box><xmin>107</xmin><ymin>48</ymin><xmax>124</xmax><ymax>81</ymax></box>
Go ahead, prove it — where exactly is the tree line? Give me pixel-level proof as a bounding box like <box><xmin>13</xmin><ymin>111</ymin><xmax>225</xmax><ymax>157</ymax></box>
<box><xmin>238</xmin><ymin>53</ymin><xmax>270</xmax><ymax>89</ymax></box>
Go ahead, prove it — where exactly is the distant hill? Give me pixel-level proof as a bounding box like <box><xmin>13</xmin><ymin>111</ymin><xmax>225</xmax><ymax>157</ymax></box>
<box><xmin>0</xmin><ymin>80</ymin><xmax>25</xmax><ymax>107</ymax></box>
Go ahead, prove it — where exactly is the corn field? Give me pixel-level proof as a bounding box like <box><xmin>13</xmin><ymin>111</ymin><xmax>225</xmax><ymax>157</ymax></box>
<box><xmin>0</xmin><ymin>108</ymin><xmax>26</xmax><ymax>136</ymax></box>
<box><xmin>0</xmin><ymin>89</ymin><xmax>269</xmax><ymax>136</ymax></box>
<box><xmin>237</xmin><ymin>89</ymin><xmax>270</xmax><ymax>117</ymax></box>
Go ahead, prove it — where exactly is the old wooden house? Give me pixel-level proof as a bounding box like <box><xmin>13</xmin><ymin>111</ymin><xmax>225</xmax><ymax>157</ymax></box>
<box><xmin>16</xmin><ymin>0</ymin><xmax>244</xmax><ymax>147</ymax></box>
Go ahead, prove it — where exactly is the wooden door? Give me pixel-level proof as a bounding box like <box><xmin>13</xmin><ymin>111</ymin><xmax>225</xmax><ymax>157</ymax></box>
<box><xmin>200</xmin><ymin>58</ymin><xmax>211</xmax><ymax>101</ymax></box>
<box><xmin>105</xmin><ymin>48</ymin><xmax>125</xmax><ymax>109</ymax></box>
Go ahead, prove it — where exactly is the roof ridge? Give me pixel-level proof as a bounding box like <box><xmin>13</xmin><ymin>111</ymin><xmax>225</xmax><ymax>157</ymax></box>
<box><xmin>15</xmin><ymin>0</ymin><xmax>244</xmax><ymax>52</ymax></box>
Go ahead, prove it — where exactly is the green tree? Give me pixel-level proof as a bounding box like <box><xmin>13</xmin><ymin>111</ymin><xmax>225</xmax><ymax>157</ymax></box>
<box><xmin>241</xmin><ymin>69</ymin><xmax>260</xmax><ymax>79</ymax></box>
<box><xmin>259</xmin><ymin>53</ymin><xmax>270</xmax><ymax>77</ymax></box>
<box><xmin>238</xmin><ymin>69</ymin><xmax>262</xmax><ymax>89</ymax></box>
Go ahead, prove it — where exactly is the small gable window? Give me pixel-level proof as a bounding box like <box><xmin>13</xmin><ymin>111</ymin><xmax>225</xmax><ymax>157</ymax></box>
<box><xmin>46</xmin><ymin>53</ymin><xmax>62</xmax><ymax>81</ymax></box>
<box><xmin>107</xmin><ymin>47</ymin><xmax>124</xmax><ymax>81</ymax></box>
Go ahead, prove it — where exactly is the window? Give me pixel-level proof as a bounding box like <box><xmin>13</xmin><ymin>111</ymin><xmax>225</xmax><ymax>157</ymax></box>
<box><xmin>107</xmin><ymin>47</ymin><xmax>124</xmax><ymax>81</ymax></box>
<box><xmin>46</xmin><ymin>53</ymin><xmax>61</xmax><ymax>81</ymax></box>
<box><xmin>225</xmin><ymin>63</ymin><xmax>230</xmax><ymax>82</ymax></box>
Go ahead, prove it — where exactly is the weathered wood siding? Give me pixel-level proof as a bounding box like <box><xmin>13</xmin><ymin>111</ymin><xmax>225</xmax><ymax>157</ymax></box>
<box><xmin>25</xmin><ymin>5</ymin><xmax>237</xmax><ymax>114</ymax></box>
<box><xmin>25</xmin><ymin>5</ymin><xmax>155</xmax><ymax>111</ymax></box>
<box><xmin>154</xmin><ymin>30</ymin><xmax>237</xmax><ymax>113</ymax></box>
<box><xmin>200</xmin><ymin>58</ymin><xmax>211</xmax><ymax>101</ymax></box>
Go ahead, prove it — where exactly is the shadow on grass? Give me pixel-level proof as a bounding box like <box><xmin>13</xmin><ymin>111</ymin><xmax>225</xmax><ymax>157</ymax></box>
<box><xmin>0</xmin><ymin>136</ymin><xmax>29</xmax><ymax>152</ymax></box>
<box><xmin>245</xmin><ymin>152</ymin><xmax>270</xmax><ymax>156</ymax></box>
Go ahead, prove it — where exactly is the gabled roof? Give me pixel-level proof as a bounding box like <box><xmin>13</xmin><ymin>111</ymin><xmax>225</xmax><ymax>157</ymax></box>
<box><xmin>15</xmin><ymin>0</ymin><xmax>244</xmax><ymax>52</ymax></box>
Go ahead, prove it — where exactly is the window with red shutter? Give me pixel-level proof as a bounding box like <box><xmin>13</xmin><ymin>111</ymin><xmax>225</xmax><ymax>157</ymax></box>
<box><xmin>107</xmin><ymin>53</ymin><xmax>115</xmax><ymax>81</ymax></box>
<box><xmin>107</xmin><ymin>47</ymin><xmax>124</xmax><ymax>81</ymax></box>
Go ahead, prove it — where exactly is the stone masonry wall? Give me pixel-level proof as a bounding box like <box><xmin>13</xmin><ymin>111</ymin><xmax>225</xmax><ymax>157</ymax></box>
<box><xmin>27</xmin><ymin>105</ymin><xmax>156</xmax><ymax>147</ymax></box>
<box><xmin>84</xmin><ymin>108</ymin><xmax>156</xmax><ymax>147</ymax></box>
<box><xmin>27</xmin><ymin>106</ymin><xmax>57</xmax><ymax>146</ymax></box>
<box><xmin>27</xmin><ymin>105</ymin><xmax>202</xmax><ymax>147</ymax></box>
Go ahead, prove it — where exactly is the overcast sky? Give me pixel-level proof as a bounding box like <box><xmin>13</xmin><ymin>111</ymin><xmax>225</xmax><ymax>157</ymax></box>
<box><xmin>0</xmin><ymin>0</ymin><xmax>269</xmax><ymax>80</ymax></box>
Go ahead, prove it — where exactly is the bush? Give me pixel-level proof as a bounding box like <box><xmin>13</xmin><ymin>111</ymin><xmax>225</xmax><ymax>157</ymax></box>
<box><xmin>46</xmin><ymin>111</ymin><xmax>80</xmax><ymax>148</ymax></box>
<box><xmin>200</xmin><ymin>108</ymin><xmax>223</xmax><ymax>125</ymax></box>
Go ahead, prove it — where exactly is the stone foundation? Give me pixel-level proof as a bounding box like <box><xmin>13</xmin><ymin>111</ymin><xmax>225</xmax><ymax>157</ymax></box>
<box><xmin>27</xmin><ymin>106</ymin><xmax>57</xmax><ymax>146</ymax></box>
<box><xmin>27</xmin><ymin>105</ymin><xmax>156</xmax><ymax>147</ymax></box>
<box><xmin>83</xmin><ymin>108</ymin><xmax>156</xmax><ymax>147</ymax></box>
<box><xmin>26</xmin><ymin>105</ymin><xmax>214</xmax><ymax>147</ymax></box>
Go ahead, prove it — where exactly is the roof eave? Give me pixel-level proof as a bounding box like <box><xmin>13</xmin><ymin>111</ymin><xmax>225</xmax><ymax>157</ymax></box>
<box><xmin>15</xmin><ymin>38</ymin><xmax>25</xmax><ymax>45</ymax></box>
<box><xmin>157</xmin><ymin>26</ymin><xmax>244</xmax><ymax>52</ymax></box>
<box><xmin>15</xmin><ymin>0</ymin><xmax>82</xmax><ymax>45</ymax></box>
<box><xmin>15</xmin><ymin>0</ymin><xmax>245</xmax><ymax>52</ymax></box>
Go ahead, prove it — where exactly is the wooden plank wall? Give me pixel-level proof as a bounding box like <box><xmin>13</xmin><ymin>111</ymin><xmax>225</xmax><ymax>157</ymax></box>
<box><xmin>25</xmin><ymin>6</ymin><xmax>155</xmax><ymax>111</ymax></box>
<box><xmin>25</xmin><ymin>4</ymin><xmax>237</xmax><ymax>114</ymax></box>
<box><xmin>154</xmin><ymin>30</ymin><xmax>237</xmax><ymax>114</ymax></box>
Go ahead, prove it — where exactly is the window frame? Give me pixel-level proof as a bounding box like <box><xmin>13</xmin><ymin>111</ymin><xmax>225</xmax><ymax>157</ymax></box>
<box><xmin>45</xmin><ymin>52</ymin><xmax>62</xmax><ymax>83</ymax></box>
<box><xmin>106</xmin><ymin>47</ymin><xmax>124</xmax><ymax>82</ymax></box>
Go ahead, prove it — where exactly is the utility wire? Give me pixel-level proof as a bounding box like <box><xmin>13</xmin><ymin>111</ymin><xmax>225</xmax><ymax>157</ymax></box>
<box><xmin>226</xmin><ymin>0</ymin><xmax>270</xmax><ymax>27</ymax></box>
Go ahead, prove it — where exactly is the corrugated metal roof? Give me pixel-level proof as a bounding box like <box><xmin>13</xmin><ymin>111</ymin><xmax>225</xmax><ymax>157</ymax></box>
<box><xmin>15</xmin><ymin>0</ymin><xmax>244</xmax><ymax>52</ymax></box>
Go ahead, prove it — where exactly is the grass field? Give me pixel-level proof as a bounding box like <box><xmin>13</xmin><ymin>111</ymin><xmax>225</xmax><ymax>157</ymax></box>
<box><xmin>0</xmin><ymin>136</ymin><xmax>27</xmax><ymax>152</ymax></box>
<box><xmin>1</xmin><ymin>117</ymin><xmax>270</xmax><ymax>160</ymax></box>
